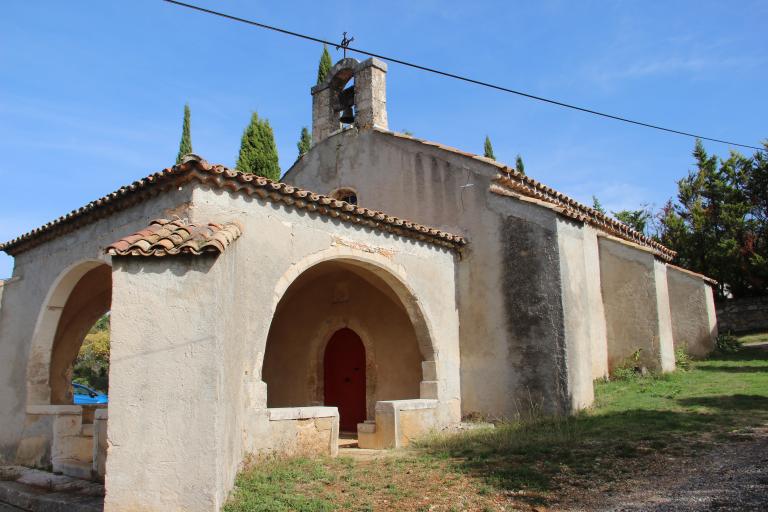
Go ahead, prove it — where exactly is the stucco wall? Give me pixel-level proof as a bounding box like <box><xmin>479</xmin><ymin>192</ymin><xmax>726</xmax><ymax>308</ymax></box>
<box><xmin>284</xmin><ymin>129</ymin><xmax>591</xmax><ymax>416</ymax></box>
<box><xmin>556</xmin><ymin>219</ymin><xmax>595</xmax><ymax>411</ymax></box>
<box><xmin>98</xmin><ymin>184</ymin><xmax>463</xmax><ymax>511</ymax></box>
<box><xmin>598</xmin><ymin>236</ymin><xmax>675</xmax><ymax>372</ymax></box>
<box><xmin>263</xmin><ymin>265</ymin><xmax>423</xmax><ymax>418</ymax></box>
<box><xmin>667</xmin><ymin>266</ymin><xmax>717</xmax><ymax>357</ymax></box>
<box><xmin>0</xmin><ymin>188</ymin><xmax>192</xmax><ymax>465</ymax></box>
<box><xmin>583</xmin><ymin>227</ymin><xmax>609</xmax><ymax>379</ymax></box>
<box><xmin>107</xmin><ymin>254</ymin><xmax>234</xmax><ymax>512</ymax></box>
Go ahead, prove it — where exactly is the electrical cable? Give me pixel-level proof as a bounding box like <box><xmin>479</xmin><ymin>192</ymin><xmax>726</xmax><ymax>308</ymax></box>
<box><xmin>162</xmin><ymin>0</ymin><xmax>764</xmax><ymax>152</ymax></box>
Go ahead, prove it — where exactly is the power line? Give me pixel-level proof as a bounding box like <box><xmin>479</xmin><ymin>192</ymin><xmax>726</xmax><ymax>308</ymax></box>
<box><xmin>162</xmin><ymin>0</ymin><xmax>764</xmax><ymax>152</ymax></box>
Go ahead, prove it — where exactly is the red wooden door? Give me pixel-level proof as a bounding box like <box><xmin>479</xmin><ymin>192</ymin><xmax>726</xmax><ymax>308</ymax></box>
<box><xmin>324</xmin><ymin>328</ymin><xmax>366</xmax><ymax>432</ymax></box>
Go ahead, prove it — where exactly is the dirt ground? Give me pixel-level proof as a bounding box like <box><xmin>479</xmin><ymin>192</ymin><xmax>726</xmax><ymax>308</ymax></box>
<box><xmin>552</xmin><ymin>426</ymin><xmax>768</xmax><ymax>512</ymax></box>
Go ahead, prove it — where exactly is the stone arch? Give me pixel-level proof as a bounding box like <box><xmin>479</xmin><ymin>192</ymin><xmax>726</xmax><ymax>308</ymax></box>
<box><xmin>26</xmin><ymin>259</ymin><xmax>112</xmax><ymax>406</ymax></box>
<box><xmin>261</xmin><ymin>248</ymin><xmax>440</xmax><ymax>418</ymax></box>
<box><xmin>329</xmin><ymin>187</ymin><xmax>358</xmax><ymax>205</ymax></box>
<box><xmin>270</xmin><ymin>248</ymin><xmax>438</xmax><ymax>365</ymax></box>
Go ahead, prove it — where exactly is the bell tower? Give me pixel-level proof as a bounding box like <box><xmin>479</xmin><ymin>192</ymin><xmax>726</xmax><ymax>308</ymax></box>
<box><xmin>311</xmin><ymin>57</ymin><xmax>388</xmax><ymax>146</ymax></box>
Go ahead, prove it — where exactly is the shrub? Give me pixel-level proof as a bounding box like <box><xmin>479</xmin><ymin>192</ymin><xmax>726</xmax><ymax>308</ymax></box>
<box><xmin>674</xmin><ymin>347</ymin><xmax>692</xmax><ymax>371</ymax></box>
<box><xmin>714</xmin><ymin>332</ymin><xmax>742</xmax><ymax>354</ymax></box>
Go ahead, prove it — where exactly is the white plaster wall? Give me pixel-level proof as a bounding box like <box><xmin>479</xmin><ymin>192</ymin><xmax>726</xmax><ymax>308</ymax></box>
<box><xmin>0</xmin><ymin>188</ymin><xmax>192</xmax><ymax>465</ymax></box>
<box><xmin>583</xmin><ymin>227</ymin><xmax>609</xmax><ymax>379</ymax></box>
<box><xmin>100</xmin><ymin>184</ymin><xmax>462</xmax><ymax>511</ymax></box>
<box><xmin>556</xmin><ymin>219</ymin><xmax>595</xmax><ymax>411</ymax></box>
<box><xmin>598</xmin><ymin>236</ymin><xmax>675</xmax><ymax>372</ymax></box>
<box><xmin>106</xmin><ymin>255</ymin><xmax>232</xmax><ymax>512</ymax></box>
<box><xmin>188</xmin><ymin>186</ymin><xmax>462</xmax><ymax>419</ymax></box>
<box><xmin>653</xmin><ymin>261</ymin><xmax>676</xmax><ymax>372</ymax></box>
<box><xmin>667</xmin><ymin>266</ymin><xmax>717</xmax><ymax>358</ymax></box>
<box><xmin>284</xmin><ymin>129</ymin><xmax>578</xmax><ymax>417</ymax></box>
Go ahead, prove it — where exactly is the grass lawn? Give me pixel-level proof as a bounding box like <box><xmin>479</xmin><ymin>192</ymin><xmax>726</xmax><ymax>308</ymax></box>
<box><xmin>224</xmin><ymin>337</ymin><xmax>768</xmax><ymax>512</ymax></box>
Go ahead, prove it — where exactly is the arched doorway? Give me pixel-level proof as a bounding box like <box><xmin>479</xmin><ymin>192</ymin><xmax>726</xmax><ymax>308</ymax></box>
<box><xmin>263</xmin><ymin>258</ymin><xmax>437</xmax><ymax>422</ymax></box>
<box><xmin>324</xmin><ymin>328</ymin><xmax>366</xmax><ymax>431</ymax></box>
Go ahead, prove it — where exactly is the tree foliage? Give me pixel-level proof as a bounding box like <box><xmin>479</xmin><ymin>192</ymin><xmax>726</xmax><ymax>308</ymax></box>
<box><xmin>484</xmin><ymin>136</ymin><xmax>495</xmax><ymax>160</ymax></box>
<box><xmin>656</xmin><ymin>139</ymin><xmax>768</xmax><ymax>299</ymax></box>
<box><xmin>317</xmin><ymin>45</ymin><xmax>332</xmax><ymax>85</ymax></box>
<box><xmin>515</xmin><ymin>154</ymin><xmax>525</xmax><ymax>175</ymax></box>
<box><xmin>236</xmin><ymin>112</ymin><xmax>281</xmax><ymax>181</ymax></box>
<box><xmin>176</xmin><ymin>103</ymin><xmax>192</xmax><ymax>164</ymax></box>
<box><xmin>73</xmin><ymin>314</ymin><xmax>110</xmax><ymax>392</ymax></box>
<box><xmin>592</xmin><ymin>196</ymin><xmax>606</xmax><ymax>215</ymax></box>
<box><xmin>297</xmin><ymin>127</ymin><xmax>312</xmax><ymax>157</ymax></box>
<box><xmin>613</xmin><ymin>207</ymin><xmax>652</xmax><ymax>236</ymax></box>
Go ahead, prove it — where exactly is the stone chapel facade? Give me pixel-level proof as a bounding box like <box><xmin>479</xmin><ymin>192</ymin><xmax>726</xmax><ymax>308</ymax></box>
<box><xmin>0</xmin><ymin>58</ymin><xmax>717</xmax><ymax>511</ymax></box>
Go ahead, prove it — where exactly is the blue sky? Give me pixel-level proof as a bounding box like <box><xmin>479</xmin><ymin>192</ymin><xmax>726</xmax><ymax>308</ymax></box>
<box><xmin>1</xmin><ymin>0</ymin><xmax>766</xmax><ymax>278</ymax></box>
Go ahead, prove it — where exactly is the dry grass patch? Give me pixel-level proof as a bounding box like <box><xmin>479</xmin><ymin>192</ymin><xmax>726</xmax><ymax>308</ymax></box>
<box><xmin>225</xmin><ymin>337</ymin><xmax>768</xmax><ymax>511</ymax></box>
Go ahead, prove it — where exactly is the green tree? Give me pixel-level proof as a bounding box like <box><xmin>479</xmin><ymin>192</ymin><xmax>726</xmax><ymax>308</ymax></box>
<box><xmin>317</xmin><ymin>45</ymin><xmax>332</xmax><ymax>85</ymax></box>
<box><xmin>515</xmin><ymin>154</ymin><xmax>525</xmax><ymax>175</ymax></box>
<box><xmin>655</xmin><ymin>139</ymin><xmax>768</xmax><ymax>299</ymax></box>
<box><xmin>175</xmin><ymin>103</ymin><xmax>192</xmax><ymax>164</ymax></box>
<box><xmin>73</xmin><ymin>314</ymin><xmax>110</xmax><ymax>392</ymax></box>
<box><xmin>484</xmin><ymin>136</ymin><xmax>495</xmax><ymax>160</ymax></box>
<box><xmin>236</xmin><ymin>112</ymin><xmax>281</xmax><ymax>181</ymax></box>
<box><xmin>592</xmin><ymin>196</ymin><xmax>606</xmax><ymax>215</ymax></box>
<box><xmin>297</xmin><ymin>127</ymin><xmax>312</xmax><ymax>157</ymax></box>
<box><xmin>613</xmin><ymin>208</ymin><xmax>652</xmax><ymax>235</ymax></box>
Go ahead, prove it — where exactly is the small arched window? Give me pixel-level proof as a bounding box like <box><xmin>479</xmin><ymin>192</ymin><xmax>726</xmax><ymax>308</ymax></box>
<box><xmin>331</xmin><ymin>187</ymin><xmax>358</xmax><ymax>205</ymax></box>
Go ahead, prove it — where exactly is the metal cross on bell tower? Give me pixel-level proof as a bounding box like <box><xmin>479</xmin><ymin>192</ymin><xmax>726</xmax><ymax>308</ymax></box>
<box><xmin>336</xmin><ymin>32</ymin><xmax>354</xmax><ymax>58</ymax></box>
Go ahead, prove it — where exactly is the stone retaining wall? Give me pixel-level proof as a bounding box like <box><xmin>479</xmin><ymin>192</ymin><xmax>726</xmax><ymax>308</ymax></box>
<box><xmin>716</xmin><ymin>296</ymin><xmax>768</xmax><ymax>334</ymax></box>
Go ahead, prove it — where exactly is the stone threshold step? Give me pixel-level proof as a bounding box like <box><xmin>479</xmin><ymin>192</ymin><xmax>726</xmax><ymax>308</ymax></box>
<box><xmin>0</xmin><ymin>482</ymin><xmax>102</xmax><ymax>512</ymax></box>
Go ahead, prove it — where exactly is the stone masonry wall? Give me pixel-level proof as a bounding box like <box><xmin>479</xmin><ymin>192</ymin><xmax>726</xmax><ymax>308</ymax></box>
<box><xmin>716</xmin><ymin>296</ymin><xmax>768</xmax><ymax>334</ymax></box>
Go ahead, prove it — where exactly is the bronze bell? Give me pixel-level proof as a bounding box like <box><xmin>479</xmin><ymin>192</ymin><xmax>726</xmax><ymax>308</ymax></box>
<box><xmin>339</xmin><ymin>106</ymin><xmax>354</xmax><ymax>124</ymax></box>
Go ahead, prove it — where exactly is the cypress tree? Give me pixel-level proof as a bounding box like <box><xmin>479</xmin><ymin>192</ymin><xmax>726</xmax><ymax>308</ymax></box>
<box><xmin>515</xmin><ymin>154</ymin><xmax>525</xmax><ymax>175</ymax></box>
<box><xmin>484</xmin><ymin>136</ymin><xmax>495</xmax><ymax>160</ymax></box>
<box><xmin>175</xmin><ymin>103</ymin><xmax>192</xmax><ymax>164</ymax></box>
<box><xmin>236</xmin><ymin>112</ymin><xmax>281</xmax><ymax>181</ymax></box>
<box><xmin>297</xmin><ymin>127</ymin><xmax>312</xmax><ymax>157</ymax></box>
<box><xmin>317</xmin><ymin>45</ymin><xmax>332</xmax><ymax>85</ymax></box>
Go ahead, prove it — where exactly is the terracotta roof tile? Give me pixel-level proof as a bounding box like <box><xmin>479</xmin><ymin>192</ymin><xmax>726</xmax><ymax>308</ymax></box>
<box><xmin>1</xmin><ymin>156</ymin><xmax>466</xmax><ymax>256</ymax></box>
<box><xmin>105</xmin><ymin>218</ymin><xmax>242</xmax><ymax>257</ymax></box>
<box><xmin>378</xmin><ymin>128</ymin><xmax>676</xmax><ymax>261</ymax></box>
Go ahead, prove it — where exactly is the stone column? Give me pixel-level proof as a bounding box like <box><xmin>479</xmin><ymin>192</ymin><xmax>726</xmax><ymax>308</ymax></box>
<box><xmin>353</xmin><ymin>58</ymin><xmax>388</xmax><ymax>131</ymax></box>
<box><xmin>598</xmin><ymin>236</ymin><xmax>675</xmax><ymax>373</ymax></box>
<box><xmin>311</xmin><ymin>84</ymin><xmax>336</xmax><ymax>146</ymax></box>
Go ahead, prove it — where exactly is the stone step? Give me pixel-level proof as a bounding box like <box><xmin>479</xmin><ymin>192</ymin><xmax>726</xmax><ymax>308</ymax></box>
<box><xmin>357</xmin><ymin>420</ymin><xmax>376</xmax><ymax>434</ymax></box>
<box><xmin>52</xmin><ymin>436</ymin><xmax>93</xmax><ymax>465</ymax></box>
<box><xmin>0</xmin><ymin>481</ymin><xmax>102</xmax><ymax>512</ymax></box>
<box><xmin>50</xmin><ymin>461</ymin><xmax>93</xmax><ymax>481</ymax></box>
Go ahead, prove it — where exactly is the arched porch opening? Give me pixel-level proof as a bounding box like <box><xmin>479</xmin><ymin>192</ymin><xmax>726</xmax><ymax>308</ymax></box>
<box><xmin>27</xmin><ymin>260</ymin><xmax>112</xmax><ymax>406</ymax></box>
<box><xmin>262</xmin><ymin>258</ymin><xmax>435</xmax><ymax>430</ymax></box>
<box><xmin>23</xmin><ymin>260</ymin><xmax>111</xmax><ymax>480</ymax></box>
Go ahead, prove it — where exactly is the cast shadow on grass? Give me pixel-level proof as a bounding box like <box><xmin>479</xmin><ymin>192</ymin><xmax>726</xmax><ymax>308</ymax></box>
<box><xmin>416</xmin><ymin>401</ymin><xmax>768</xmax><ymax>506</ymax></box>
<box><xmin>710</xmin><ymin>346</ymin><xmax>768</xmax><ymax>361</ymax></box>
<box><xmin>677</xmin><ymin>394</ymin><xmax>768</xmax><ymax>410</ymax></box>
<box><xmin>698</xmin><ymin>365</ymin><xmax>767</xmax><ymax>373</ymax></box>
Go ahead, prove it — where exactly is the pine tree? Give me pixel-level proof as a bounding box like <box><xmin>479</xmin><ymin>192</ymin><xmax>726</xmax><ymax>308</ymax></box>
<box><xmin>175</xmin><ymin>103</ymin><xmax>192</xmax><ymax>164</ymax></box>
<box><xmin>317</xmin><ymin>45</ymin><xmax>332</xmax><ymax>85</ymax></box>
<box><xmin>483</xmin><ymin>136</ymin><xmax>495</xmax><ymax>160</ymax></box>
<box><xmin>515</xmin><ymin>154</ymin><xmax>525</xmax><ymax>175</ymax></box>
<box><xmin>297</xmin><ymin>127</ymin><xmax>312</xmax><ymax>157</ymax></box>
<box><xmin>236</xmin><ymin>112</ymin><xmax>281</xmax><ymax>181</ymax></box>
